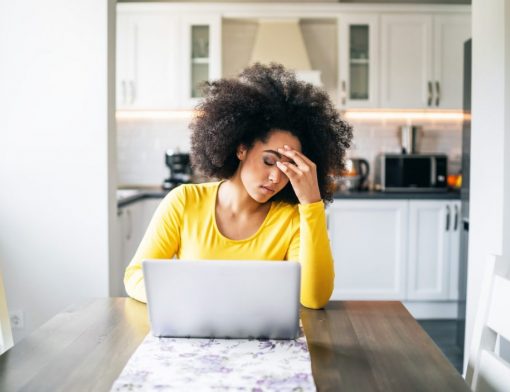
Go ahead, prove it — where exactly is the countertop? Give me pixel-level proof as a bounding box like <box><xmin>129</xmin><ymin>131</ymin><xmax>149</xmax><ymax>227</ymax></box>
<box><xmin>117</xmin><ymin>186</ymin><xmax>460</xmax><ymax>208</ymax></box>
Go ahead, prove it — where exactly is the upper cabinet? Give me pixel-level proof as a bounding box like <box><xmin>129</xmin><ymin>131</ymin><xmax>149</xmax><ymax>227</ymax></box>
<box><xmin>380</xmin><ymin>13</ymin><xmax>470</xmax><ymax>109</ymax></box>
<box><xmin>116</xmin><ymin>7</ymin><xmax>221</xmax><ymax>110</ymax></box>
<box><xmin>338</xmin><ymin>14</ymin><xmax>379</xmax><ymax>109</ymax></box>
<box><xmin>116</xmin><ymin>4</ymin><xmax>470</xmax><ymax>111</ymax></box>
<box><xmin>116</xmin><ymin>13</ymin><xmax>179</xmax><ymax>109</ymax></box>
<box><xmin>433</xmin><ymin>14</ymin><xmax>472</xmax><ymax>109</ymax></box>
<box><xmin>180</xmin><ymin>16</ymin><xmax>222</xmax><ymax>108</ymax></box>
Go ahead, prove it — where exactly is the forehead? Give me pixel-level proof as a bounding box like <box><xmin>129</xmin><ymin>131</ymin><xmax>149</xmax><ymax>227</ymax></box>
<box><xmin>258</xmin><ymin>130</ymin><xmax>301</xmax><ymax>151</ymax></box>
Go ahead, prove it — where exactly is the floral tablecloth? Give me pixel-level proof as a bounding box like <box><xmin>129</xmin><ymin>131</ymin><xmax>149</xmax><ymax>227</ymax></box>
<box><xmin>111</xmin><ymin>326</ymin><xmax>315</xmax><ymax>391</ymax></box>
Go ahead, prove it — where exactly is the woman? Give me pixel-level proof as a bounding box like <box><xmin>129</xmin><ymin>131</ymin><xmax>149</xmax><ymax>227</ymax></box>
<box><xmin>124</xmin><ymin>63</ymin><xmax>352</xmax><ymax>309</ymax></box>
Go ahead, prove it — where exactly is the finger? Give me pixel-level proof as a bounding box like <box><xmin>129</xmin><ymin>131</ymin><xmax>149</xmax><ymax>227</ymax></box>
<box><xmin>277</xmin><ymin>147</ymin><xmax>310</xmax><ymax>171</ymax></box>
<box><xmin>283</xmin><ymin>145</ymin><xmax>316</xmax><ymax>167</ymax></box>
<box><xmin>277</xmin><ymin>161</ymin><xmax>303</xmax><ymax>178</ymax></box>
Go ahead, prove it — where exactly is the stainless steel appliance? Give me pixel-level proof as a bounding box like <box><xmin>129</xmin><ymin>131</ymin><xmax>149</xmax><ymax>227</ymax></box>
<box><xmin>399</xmin><ymin>125</ymin><xmax>423</xmax><ymax>154</ymax></box>
<box><xmin>375</xmin><ymin>153</ymin><xmax>448</xmax><ymax>192</ymax></box>
<box><xmin>333</xmin><ymin>158</ymin><xmax>370</xmax><ymax>192</ymax></box>
<box><xmin>163</xmin><ymin>150</ymin><xmax>192</xmax><ymax>190</ymax></box>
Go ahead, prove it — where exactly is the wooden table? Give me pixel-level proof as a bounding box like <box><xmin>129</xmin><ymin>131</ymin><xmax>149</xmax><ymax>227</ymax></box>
<box><xmin>0</xmin><ymin>298</ymin><xmax>470</xmax><ymax>391</ymax></box>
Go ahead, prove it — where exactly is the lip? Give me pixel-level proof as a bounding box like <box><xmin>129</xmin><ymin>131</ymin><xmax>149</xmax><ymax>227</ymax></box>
<box><xmin>260</xmin><ymin>185</ymin><xmax>275</xmax><ymax>194</ymax></box>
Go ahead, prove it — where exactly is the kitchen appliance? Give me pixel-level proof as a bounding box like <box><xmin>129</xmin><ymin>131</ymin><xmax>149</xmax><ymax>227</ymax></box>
<box><xmin>399</xmin><ymin>125</ymin><xmax>423</xmax><ymax>154</ymax></box>
<box><xmin>333</xmin><ymin>158</ymin><xmax>370</xmax><ymax>192</ymax></box>
<box><xmin>163</xmin><ymin>150</ymin><xmax>192</xmax><ymax>190</ymax></box>
<box><xmin>375</xmin><ymin>153</ymin><xmax>448</xmax><ymax>192</ymax></box>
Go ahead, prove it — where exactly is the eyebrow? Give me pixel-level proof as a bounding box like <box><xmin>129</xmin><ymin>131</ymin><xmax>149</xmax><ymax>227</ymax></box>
<box><xmin>263</xmin><ymin>149</ymin><xmax>282</xmax><ymax>158</ymax></box>
<box><xmin>263</xmin><ymin>149</ymin><xmax>295</xmax><ymax>164</ymax></box>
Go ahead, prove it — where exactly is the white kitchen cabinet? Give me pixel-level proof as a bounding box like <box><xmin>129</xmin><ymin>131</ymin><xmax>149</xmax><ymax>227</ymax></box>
<box><xmin>338</xmin><ymin>14</ymin><xmax>379</xmax><ymax>109</ymax></box>
<box><xmin>111</xmin><ymin>197</ymin><xmax>163</xmax><ymax>296</ymax></box>
<box><xmin>433</xmin><ymin>15</ymin><xmax>471</xmax><ymax>109</ymax></box>
<box><xmin>380</xmin><ymin>13</ymin><xmax>470</xmax><ymax>109</ymax></box>
<box><xmin>328</xmin><ymin>198</ymin><xmax>461</xmax><ymax>315</ymax></box>
<box><xmin>380</xmin><ymin>14</ymin><xmax>433</xmax><ymax>109</ymax></box>
<box><xmin>116</xmin><ymin>14</ymin><xmax>135</xmax><ymax>109</ymax></box>
<box><xmin>407</xmin><ymin>200</ymin><xmax>461</xmax><ymax>301</ymax></box>
<box><xmin>116</xmin><ymin>13</ymin><xmax>179</xmax><ymax>109</ymax></box>
<box><xmin>328</xmin><ymin>200</ymin><xmax>408</xmax><ymax>300</ymax></box>
<box><xmin>407</xmin><ymin>201</ymin><xmax>450</xmax><ymax>300</ymax></box>
<box><xmin>180</xmin><ymin>16</ymin><xmax>222</xmax><ymax>108</ymax></box>
<box><xmin>117</xmin><ymin>6</ymin><xmax>222</xmax><ymax>110</ymax></box>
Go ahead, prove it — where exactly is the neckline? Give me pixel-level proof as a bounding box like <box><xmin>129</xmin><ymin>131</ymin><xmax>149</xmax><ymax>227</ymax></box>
<box><xmin>212</xmin><ymin>180</ymin><xmax>274</xmax><ymax>243</ymax></box>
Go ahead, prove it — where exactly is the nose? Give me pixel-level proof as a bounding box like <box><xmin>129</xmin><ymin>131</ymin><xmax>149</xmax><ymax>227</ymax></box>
<box><xmin>269</xmin><ymin>167</ymin><xmax>281</xmax><ymax>184</ymax></box>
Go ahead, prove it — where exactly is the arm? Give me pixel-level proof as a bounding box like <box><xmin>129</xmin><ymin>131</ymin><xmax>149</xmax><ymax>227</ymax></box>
<box><xmin>287</xmin><ymin>201</ymin><xmax>334</xmax><ymax>309</ymax></box>
<box><xmin>123</xmin><ymin>186</ymin><xmax>186</xmax><ymax>302</ymax></box>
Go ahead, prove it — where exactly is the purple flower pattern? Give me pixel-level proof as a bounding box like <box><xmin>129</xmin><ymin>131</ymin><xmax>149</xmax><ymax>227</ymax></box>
<box><xmin>111</xmin><ymin>326</ymin><xmax>315</xmax><ymax>391</ymax></box>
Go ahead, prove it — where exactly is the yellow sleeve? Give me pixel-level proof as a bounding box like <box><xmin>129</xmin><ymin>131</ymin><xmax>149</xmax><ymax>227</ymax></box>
<box><xmin>123</xmin><ymin>185</ymin><xmax>186</xmax><ymax>303</ymax></box>
<box><xmin>287</xmin><ymin>200</ymin><xmax>334</xmax><ymax>309</ymax></box>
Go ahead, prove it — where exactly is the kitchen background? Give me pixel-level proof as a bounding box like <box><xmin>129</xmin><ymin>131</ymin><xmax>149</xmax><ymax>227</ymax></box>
<box><xmin>117</xmin><ymin>117</ymin><xmax>461</xmax><ymax>187</ymax></box>
<box><xmin>4</xmin><ymin>0</ymin><xmax>510</xmax><ymax>380</ymax></box>
<box><xmin>117</xmin><ymin>11</ymin><xmax>464</xmax><ymax>187</ymax></box>
<box><xmin>113</xmin><ymin>1</ymin><xmax>470</xmax><ymax>373</ymax></box>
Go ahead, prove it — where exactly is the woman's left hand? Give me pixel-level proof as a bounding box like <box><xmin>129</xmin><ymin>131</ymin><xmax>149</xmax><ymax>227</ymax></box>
<box><xmin>276</xmin><ymin>145</ymin><xmax>322</xmax><ymax>204</ymax></box>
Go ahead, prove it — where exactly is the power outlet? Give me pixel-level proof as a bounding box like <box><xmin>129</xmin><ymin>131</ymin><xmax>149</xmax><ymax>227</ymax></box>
<box><xmin>9</xmin><ymin>310</ymin><xmax>24</xmax><ymax>329</ymax></box>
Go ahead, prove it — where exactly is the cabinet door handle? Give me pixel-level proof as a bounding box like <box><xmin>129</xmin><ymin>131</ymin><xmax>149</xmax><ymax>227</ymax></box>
<box><xmin>126</xmin><ymin>209</ymin><xmax>132</xmax><ymax>240</ymax></box>
<box><xmin>446</xmin><ymin>204</ymin><xmax>451</xmax><ymax>231</ymax></box>
<box><xmin>454</xmin><ymin>204</ymin><xmax>459</xmax><ymax>231</ymax></box>
<box><xmin>427</xmin><ymin>81</ymin><xmax>433</xmax><ymax>106</ymax></box>
<box><xmin>435</xmin><ymin>81</ymin><xmax>441</xmax><ymax>106</ymax></box>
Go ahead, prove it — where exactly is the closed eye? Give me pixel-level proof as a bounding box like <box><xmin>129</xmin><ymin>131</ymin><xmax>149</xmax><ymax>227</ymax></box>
<box><xmin>263</xmin><ymin>158</ymin><xmax>276</xmax><ymax>166</ymax></box>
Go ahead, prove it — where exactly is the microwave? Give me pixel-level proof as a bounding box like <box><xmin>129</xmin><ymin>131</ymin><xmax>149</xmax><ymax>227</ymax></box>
<box><xmin>375</xmin><ymin>154</ymin><xmax>448</xmax><ymax>192</ymax></box>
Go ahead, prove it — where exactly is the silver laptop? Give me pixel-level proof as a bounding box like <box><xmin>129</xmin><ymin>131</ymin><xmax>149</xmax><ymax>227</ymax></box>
<box><xmin>142</xmin><ymin>260</ymin><xmax>301</xmax><ymax>340</ymax></box>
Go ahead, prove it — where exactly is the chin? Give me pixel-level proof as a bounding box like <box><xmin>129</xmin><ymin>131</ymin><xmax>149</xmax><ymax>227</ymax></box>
<box><xmin>250</xmin><ymin>187</ymin><xmax>274</xmax><ymax>204</ymax></box>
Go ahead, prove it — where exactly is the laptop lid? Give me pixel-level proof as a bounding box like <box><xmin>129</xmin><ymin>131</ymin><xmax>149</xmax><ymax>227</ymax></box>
<box><xmin>142</xmin><ymin>260</ymin><xmax>301</xmax><ymax>340</ymax></box>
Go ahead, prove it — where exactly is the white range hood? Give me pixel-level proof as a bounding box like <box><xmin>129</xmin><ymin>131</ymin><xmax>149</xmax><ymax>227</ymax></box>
<box><xmin>250</xmin><ymin>19</ymin><xmax>322</xmax><ymax>86</ymax></box>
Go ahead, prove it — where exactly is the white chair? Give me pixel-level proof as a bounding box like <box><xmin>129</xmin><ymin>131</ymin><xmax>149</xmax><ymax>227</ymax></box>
<box><xmin>466</xmin><ymin>254</ymin><xmax>510</xmax><ymax>392</ymax></box>
<box><xmin>0</xmin><ymin>270</ymin><xmax>14</xmax><ymax>354</ymax></box>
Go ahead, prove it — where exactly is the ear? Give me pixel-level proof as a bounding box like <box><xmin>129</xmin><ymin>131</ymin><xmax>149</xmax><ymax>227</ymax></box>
<box><xmin>236</xmin><ymin>145</ymin><xmax>248</xmax><ymax>161</ymax></box>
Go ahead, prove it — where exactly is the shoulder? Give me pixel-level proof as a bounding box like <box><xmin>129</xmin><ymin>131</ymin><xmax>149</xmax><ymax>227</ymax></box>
<box><xmin>179</xmin><ymin>181</ymin><xmax>220</xmax><ymax>200</ymax></box>
<box><xmin>162</xmin><ymin>181</ymin><xmax>219</xmax><ymax>204</ymax></box>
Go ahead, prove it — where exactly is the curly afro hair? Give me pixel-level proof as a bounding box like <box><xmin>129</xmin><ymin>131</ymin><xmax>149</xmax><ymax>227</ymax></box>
<box><xmin>190</xmin><ymin>63</ymin><xmax>353</xmax><ymax>204</ymax></box>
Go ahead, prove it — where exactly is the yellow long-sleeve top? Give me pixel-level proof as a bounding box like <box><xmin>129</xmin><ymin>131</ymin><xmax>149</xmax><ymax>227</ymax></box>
<box><xmin>124</xmin><ymin>181</ymin><xmax>334</xmax><ymax>309</ymax></box>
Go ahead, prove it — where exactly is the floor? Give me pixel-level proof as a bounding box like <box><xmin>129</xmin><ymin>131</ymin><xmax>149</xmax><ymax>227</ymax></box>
<box><xmin>418</xmin><ymin>320</ymin><xmax>464</xmax><ymax>374</ymax></box>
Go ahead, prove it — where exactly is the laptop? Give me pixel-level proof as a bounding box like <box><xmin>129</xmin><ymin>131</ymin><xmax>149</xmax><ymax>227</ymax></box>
<box><xmin>142</xmin><ymin>259</ymin><xmax>301</xmax><ymax>340</ymax></box>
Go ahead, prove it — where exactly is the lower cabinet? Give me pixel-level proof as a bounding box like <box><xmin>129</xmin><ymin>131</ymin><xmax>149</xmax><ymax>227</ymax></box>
<box><xmin>111</xmin><ymin>197</ymin><xmax>163</xmax><ymax>297</ymax></box>
<box><xmin>328</xmin><ymin>198</ymin><xmax>461</xmax><ymax>318</ymax></box>
<box><xmin>328</xmin><ymin>200</ymin><xmax>408</xmax><ymax>300</ymax></box>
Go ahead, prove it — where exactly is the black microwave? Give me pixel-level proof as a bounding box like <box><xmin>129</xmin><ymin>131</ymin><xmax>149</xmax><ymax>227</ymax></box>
<box><xmin>375</xmin><ymin>154</ymin><xmax>448</xmax><ymax>192</ymax></box>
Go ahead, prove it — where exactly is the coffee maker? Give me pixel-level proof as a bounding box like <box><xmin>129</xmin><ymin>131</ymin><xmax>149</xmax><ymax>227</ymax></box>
<box><xmin>162</xmin><ymin>150</ymin><xmax>192</xmax><ymax>190</ymax></box>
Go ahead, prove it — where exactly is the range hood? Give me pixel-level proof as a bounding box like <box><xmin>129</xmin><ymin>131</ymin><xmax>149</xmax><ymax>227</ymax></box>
<box><xmin>250</xmin><ymin>19</ymin><xmax>322</xmax><ymax>86</ymax></box>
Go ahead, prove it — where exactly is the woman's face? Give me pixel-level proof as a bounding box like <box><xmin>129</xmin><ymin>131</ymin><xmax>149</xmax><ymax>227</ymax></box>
<box><xmin>237</xmin><ymin>130</ymin><xmax>302</xmax><ymax>203</ymax></box>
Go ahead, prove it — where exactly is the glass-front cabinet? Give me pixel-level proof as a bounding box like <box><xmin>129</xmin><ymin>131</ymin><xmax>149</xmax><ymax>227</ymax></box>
<box><xmin>181</xmin><ymin>16</ymin><xmax>222</xmax><ymax>108</ymax></box>
<box><xmin>338</xmin><ymin>14</ymin><xmax>379</xmax><ymax>109</ymax></box>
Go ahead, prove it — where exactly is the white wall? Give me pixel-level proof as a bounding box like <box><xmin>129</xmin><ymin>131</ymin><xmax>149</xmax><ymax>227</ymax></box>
<box><xmin>464</xmin><ymin>0</ymin><xmax>510</xmax><ymax>370</ymax></box>
<box><xmin>0</xmin><ymin>0</ymin><xmax>116</xmax><ymax>343</ymax></box>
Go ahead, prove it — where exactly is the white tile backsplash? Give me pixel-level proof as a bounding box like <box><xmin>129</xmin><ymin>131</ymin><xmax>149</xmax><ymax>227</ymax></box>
<box><xmin>116</xmin><ymin>117</ymin><xmax>462</xmax><ymax>187</ymax></box>
<box><xmin>117</xmin><ymin>117</ymin><xmax>191</xmax><ymax>186</ymax></box>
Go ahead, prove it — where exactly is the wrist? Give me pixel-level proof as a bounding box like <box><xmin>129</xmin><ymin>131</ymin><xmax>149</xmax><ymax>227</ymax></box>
<box><xmin>299</xmin><ymin>195</ymin><xmax>322</xmax><ymax>205</ymax></box>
